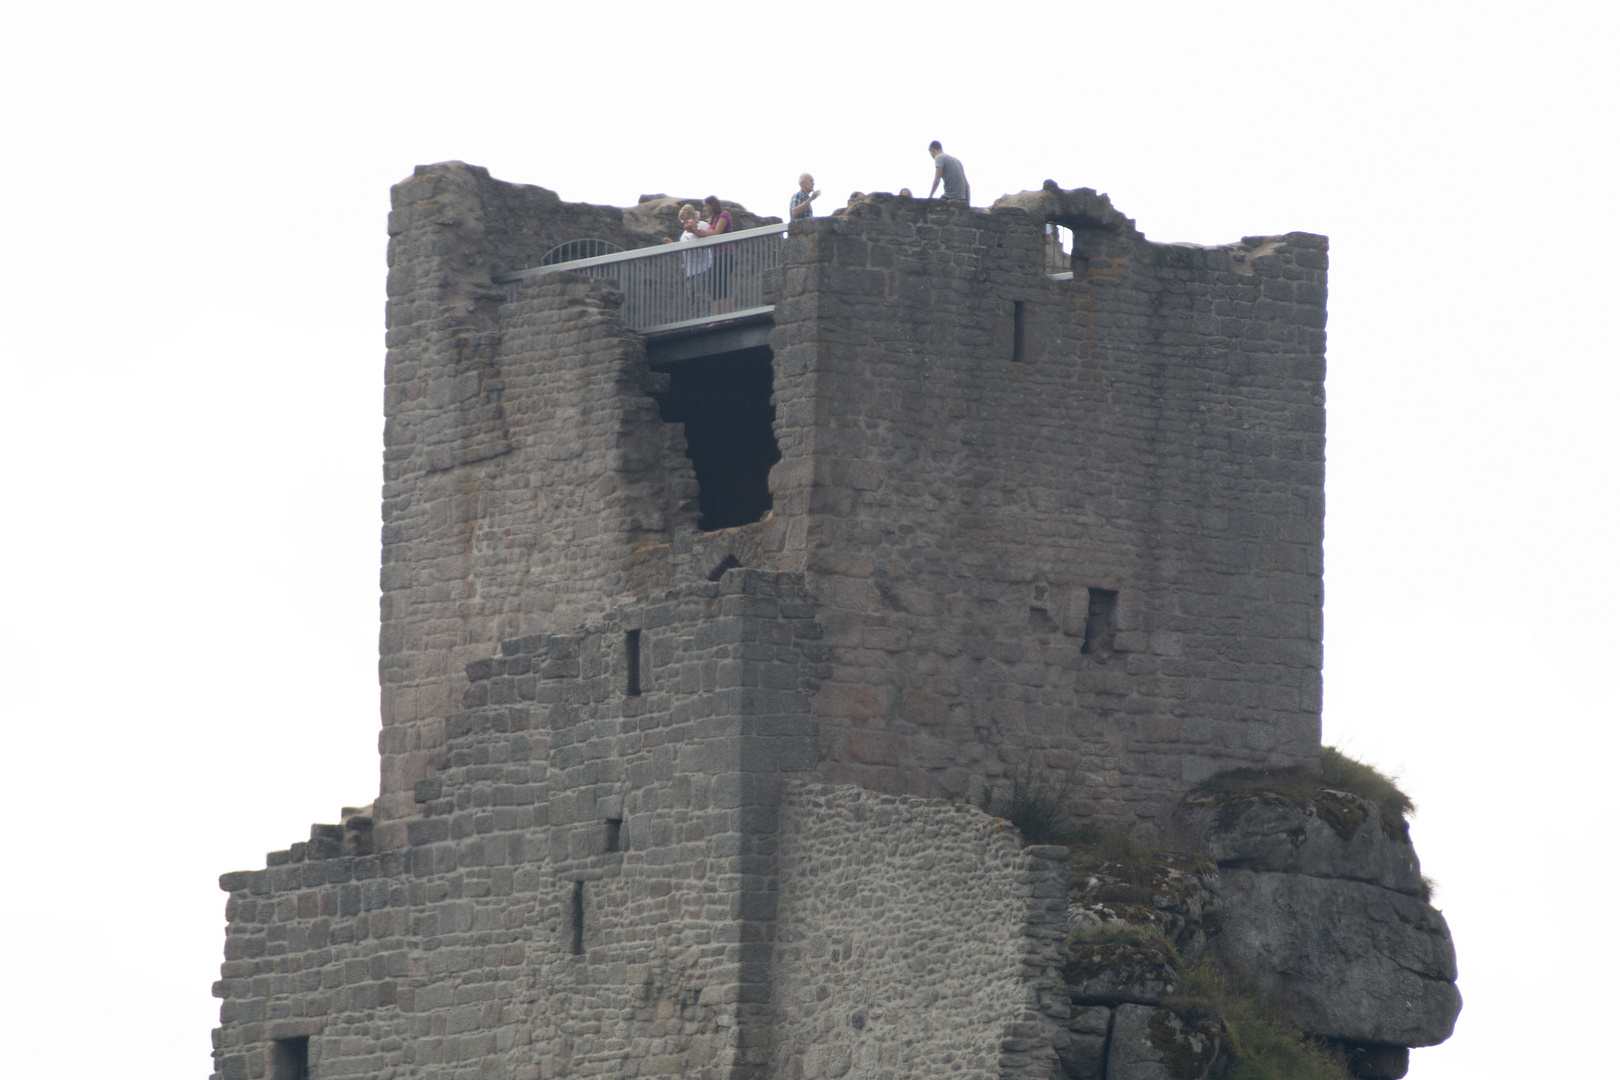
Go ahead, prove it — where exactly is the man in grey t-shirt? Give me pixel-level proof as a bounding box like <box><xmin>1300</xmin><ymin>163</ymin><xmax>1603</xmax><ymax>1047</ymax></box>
<box><xmin>927</xmin><ymin>140</ymin><xmax>970</xmax><ymax>203</ymax></box>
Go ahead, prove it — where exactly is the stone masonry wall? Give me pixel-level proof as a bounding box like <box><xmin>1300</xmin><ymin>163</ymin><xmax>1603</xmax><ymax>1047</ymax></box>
<box><xmin>760</xmin><ymin>192</ymin><xmax>1327</xmax><ymax>832</ymax></box>
<box><xmin>380</xmin><ymin>164</ymin><xmax>782</xmax><ymax>845</ymax></box>
<box><xmin>215</xmin><ymin>570</ymin><xmax>1083</xmax><ymax>1080</ymax></box>
<box><xmin>382</xmin><ymin>165</ymin><xmax>1327</xmax><ymax>842</ymax></box>
<box><xmin>770</xmin><ymin>784</ymin><xmax>1069</xmax><ymax>1080</ymax></box>
<box><xmin>219</xmin><ymin>570</ymin><xmax>829</xmax><ymax>1080</ymax></box>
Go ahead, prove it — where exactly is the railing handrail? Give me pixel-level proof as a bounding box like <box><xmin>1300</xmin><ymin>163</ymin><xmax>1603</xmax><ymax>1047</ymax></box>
<box><xmin>493</xmin><ymin>223</ymin><xmax>788</xmax><ymax>284</ymax></box>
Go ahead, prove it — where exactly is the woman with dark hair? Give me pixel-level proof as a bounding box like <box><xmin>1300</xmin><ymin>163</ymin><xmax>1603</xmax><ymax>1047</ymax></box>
<box><xmin>692</xmin><ymin>195</ymin><xmax>734</xmax><ymax>313</ymax></box>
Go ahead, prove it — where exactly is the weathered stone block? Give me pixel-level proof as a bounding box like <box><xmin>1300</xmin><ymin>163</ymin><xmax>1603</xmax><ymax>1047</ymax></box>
<box><xmin>1106</xmin><ymin>1004</ymin><xmax>1219</xmax><ymax>1080</ymax></box>
<box><xmin>1213</xmin><ymin>868</ymin><xmax>1460</xmax><ymax>1047</ymax></box>
<box><xmin>1177</xmin><ymin>789</ymin><xmax>1423</xmax><ymax>894</ymax></box>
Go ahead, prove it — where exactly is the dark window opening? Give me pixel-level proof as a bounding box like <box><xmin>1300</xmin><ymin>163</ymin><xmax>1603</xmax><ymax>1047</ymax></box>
<box><xmin>271</xmin><ymin>1037</ymin><xmax>310</xmax><ymax>1080</ymax></box>
<box><xmin>1081</xmin><ymin>589</ymin><xmax>1118</xmax><ymax>657</ymax></box>
<box><xmin>708</xmin><ymin>554</ymin><xmax>742</xmax><ymax>582</ymax></box>
<box><xmin>570</xmin><ymin>881</ymin><xmax>585</xmax><ymax>955</ymax></box>
<box><xmin>605</xmin><ymin>818</ymin><xmax>623</xmax><ymax>853</ymax></box>
<box><xmin>651</xmin><ymin>348</ymin><xmax>781</xmax><ymax>531</ymax></box>
<box><xmin>625</xmin><ymin>630</ymin><xmax>641</xmax><ymax>697</ymax></box>
<box><xmin>1012</xmin><ymin>301</ymin><xmax>1026</xmax><ymax>362</ymax></box>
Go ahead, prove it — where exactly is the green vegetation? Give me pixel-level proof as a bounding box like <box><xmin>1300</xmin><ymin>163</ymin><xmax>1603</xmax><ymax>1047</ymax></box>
<box><xmin>977</xmin><ymin>764</ymin><xmax>1094</xmax><ymax>845</ymax></box>
<box><xmin>1319</xmin><ymin>746</ymin><xmax>1414</xmax><ymax>820</ymax></box>
<box><xmin>1064</xmin><ymin>830</ymin><xmax>1351</xmax><ymax>1080</ymax></box>
<box><xmin>1190</xmin><ymin>745</ymin><xmax>1414</xmax><ymax>823</ymax></box>
<box><xmin>1166</xmin><ymin>962</ymin><xmax>1348</xmax><ymax>1080</ymax></box>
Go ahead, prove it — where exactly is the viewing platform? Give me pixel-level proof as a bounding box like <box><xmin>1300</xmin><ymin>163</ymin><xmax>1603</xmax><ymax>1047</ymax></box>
<box><xmin>493</xmin><ymin>223</ymin><xmax>787</xmax><ymax>336</ymax></box>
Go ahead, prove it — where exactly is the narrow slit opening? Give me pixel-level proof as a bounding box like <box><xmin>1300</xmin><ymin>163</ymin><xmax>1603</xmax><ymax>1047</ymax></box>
<box><xmin>571</xmin><ymin>881</ymin><xmax>585</xmax><ymax>956</ymax></box>
<box><xmin>625</xmin><ymin>630</ymin><xmax>641</xmax><ymax>697</ymax></box>
<box><xmin>1012</xmin><ymin>301</ymin><xmax>1026</xmax><ymax>363</ymax></box>
<box><xmin>605</xmin><ymin>818</ymin><xmax>623</xmax><ymax>853</ymax></box>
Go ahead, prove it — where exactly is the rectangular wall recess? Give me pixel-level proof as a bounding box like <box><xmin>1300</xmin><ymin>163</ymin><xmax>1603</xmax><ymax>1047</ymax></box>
<box><xmin>1012</xmin><ymin>301</ymin><xmax>1026</xmax><ymax>363</ymax></box>
<box><xmin>605</xmin><ymin>818</ymin><xmax>623</xmax><ymax>853</ymax></box>
<box><xmin>1081</xmin><ymin>589</ymin><xmax>1118</xmax><ymax>656</ymax></box>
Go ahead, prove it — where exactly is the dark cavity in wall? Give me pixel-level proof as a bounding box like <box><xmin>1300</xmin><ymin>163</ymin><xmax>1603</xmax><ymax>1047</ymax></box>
<box><xmin>1081</xmin><ymin>589</ymin><xmax>1118</xmax><ymax>657</ymax></box>
<box><xmin>625</xmin><ymin>629</ymin><xmax>641</xmax><ymax>697</ymax></box>
<box><xmin>650</xmin><ymin>346</ymin><xmax>780</xmax><ymax>531</ymax></box>
<box><xmin>271</xmin><ymin>1037</ymin><xmax>309</xmax><ymax>1080</ymax></box>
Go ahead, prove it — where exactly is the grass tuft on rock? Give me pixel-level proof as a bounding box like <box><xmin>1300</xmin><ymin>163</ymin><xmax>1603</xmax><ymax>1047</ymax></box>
<box><xmin>977</xmin><ymin>764</ymin><xmax>1093</xmax><ymax>845</ymax></box>
<box><xmin>1191</xmin><ymin>745</ymin><xmax>1414</xmax><ymax>823</ymax></box>
<box><xmin>1166</xmin><ymin>962</ymin><xmax>1348</xmax><ymax>1080</ymax></box>
<box><xmin>1319</xmin><ymin>746</ymin><xmax>1414</xmax><ymax>820</ymax></box>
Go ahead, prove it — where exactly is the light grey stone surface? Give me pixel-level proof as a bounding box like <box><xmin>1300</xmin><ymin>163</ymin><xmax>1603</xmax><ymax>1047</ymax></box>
<box><xmin>1057</xmin><ymin>1006</ymin><xmax>1112</xmax><ymax>1080</ymax></box>
<box><xmin>1212</xmin><ymin>868</ymin><xmax>1461</xmax><ymax>1047</ymax></box>
<box><xmin>1178</xmin><ymin>789</ymin><xmax>1424</xmax><ymax>894</ymax></box>
<box><xmin>1105</xmin><ymin>1004</ymin><xmax>1218</xmax><ymax>1080</ymax></box>
<box><xmin>1066</xmin><ymin>940</ymin><xmax>1179</xmax><ymax>1007</ymax></box>
<box><xmin>771</xmin><ymin>785</ymin><xmax>1070</xmax><ymax>1080</ymax></box>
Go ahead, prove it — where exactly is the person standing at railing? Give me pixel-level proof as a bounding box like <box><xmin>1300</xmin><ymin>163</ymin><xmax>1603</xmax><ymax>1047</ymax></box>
<box><xmin>789</xmin><ymin>173</ymin><xmax>820</xmax><ymax>227</ymax></box>
<box><xmin>692</xmin><ymin>195</ymin><xmax>734</xmax><ymax>314</ymax></box>
<box><xmin>662</xmin><ymin>203</ymin><xmax>712</xmax><ymax>319</ymax></box>
<box><xmin>927</xmin><ymin>140</ymin><xmax>970</xmax><ymax>204</ymax></box>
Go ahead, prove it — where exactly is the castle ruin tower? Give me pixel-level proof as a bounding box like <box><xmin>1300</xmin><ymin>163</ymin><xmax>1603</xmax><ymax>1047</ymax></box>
<box><xmin>207</xmin><ymin>164</ymin><xmax>1399</xmax><ymax>1080</ymax></box>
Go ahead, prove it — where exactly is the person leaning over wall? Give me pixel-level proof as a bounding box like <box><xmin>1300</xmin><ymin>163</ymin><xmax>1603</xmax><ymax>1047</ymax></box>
<box><xmin>927</xmin><ymin>140</ymin><xmax>969</xmax><ymax>203</ymax></box>
<box><xmin>661</xmin><ymin>203</ymin><xmax>711</xmax><ymax>319</ymax></box>
<box><xmin>691</xmin><ymin>195</ymin><xmax>734</xmax><ymax>313</ymax></box>
<box><xmin>790</xmin><ymin>172</ymin><xmax>820</xmax><ymax>226</ymax></box>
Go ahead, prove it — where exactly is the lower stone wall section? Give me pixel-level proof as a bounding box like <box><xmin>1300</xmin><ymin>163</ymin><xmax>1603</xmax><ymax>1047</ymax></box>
<box><xmin>770</xmin><ymin>783</ymin><xmax>1070</xmax><ymax>1080</ymax></box>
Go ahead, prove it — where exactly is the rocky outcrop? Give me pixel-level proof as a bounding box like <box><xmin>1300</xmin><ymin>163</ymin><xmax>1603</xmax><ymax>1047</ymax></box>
<box><xmin>1178</xmin><ymin>788</ymin><xmax>1422</xmax><ymax>894</ymax></box>
<box><xmin>1212</xmin><ymin>869</ymin><xmax>1458</xmax><ymax>1048</ymax></box>
<box><xmin>1177</xmin><ymin>787</ymin><xmax>1462</xmax><ymax>1075</ymax></box>
<box><xmin>1048</xmin><ymin>786</ymin><xmax>1460</xmax><ymax>1080</ymax></box>
<box><xmin>1056</xmin><ymin>848</ymin><xmax>1225</xmax><ymax>1079</ymax></box>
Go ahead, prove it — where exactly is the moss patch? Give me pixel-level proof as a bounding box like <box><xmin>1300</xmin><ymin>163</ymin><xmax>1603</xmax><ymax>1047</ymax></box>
<box><xmin>1065</xmin><ymin>935</ymin><xmax>1179</xmax><ymax>985</ymax></box>
<box><xmin>1148</xmin><ymin>1008</ymin><xmax>1222</xmax><ymax>1080</ymax></box>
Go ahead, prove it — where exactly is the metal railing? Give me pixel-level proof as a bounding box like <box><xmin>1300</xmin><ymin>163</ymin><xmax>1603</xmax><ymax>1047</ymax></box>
<box><xmin>493</xmin><ymin>224</ymin><xmax>786</xmax><ymax>334</ymax></box>
<box><xmin>538</xmin><ymin>237</ymin><xmax>621</xmax><ymax>265</ymax></box>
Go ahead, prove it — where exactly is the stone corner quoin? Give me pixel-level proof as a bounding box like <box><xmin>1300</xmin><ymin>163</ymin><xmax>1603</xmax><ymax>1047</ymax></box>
<box><xmin>211</xmin><ymin>160</ymin><xmax>1362</xmax><ymax>1080</ymax></box>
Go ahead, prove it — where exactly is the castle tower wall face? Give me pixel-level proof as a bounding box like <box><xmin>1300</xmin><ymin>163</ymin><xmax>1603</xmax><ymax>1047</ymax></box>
<box><xmin>766</xmin><ymin>197</ymin><xmax>1327</xmax><ymax>821</ymax></box>
<box><xmin>380</xmin><ymin>166</ymin><xmax>713</xmax><ymax>839</ymax></box>
<box><xmin>379</xmin><ymin>163</ymin><xmax>1328</xmax><ymax>839</ymax></box>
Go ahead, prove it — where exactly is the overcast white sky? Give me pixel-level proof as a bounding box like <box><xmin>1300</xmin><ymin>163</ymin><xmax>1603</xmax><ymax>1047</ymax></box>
<box><xmin>1</xmin><ymin>2</ymin><xmax>1614</xmax><ymax>1077</ymax></box>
